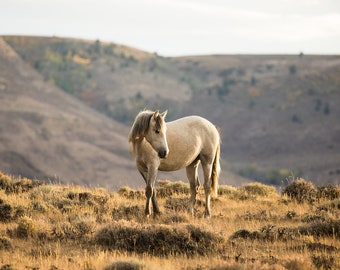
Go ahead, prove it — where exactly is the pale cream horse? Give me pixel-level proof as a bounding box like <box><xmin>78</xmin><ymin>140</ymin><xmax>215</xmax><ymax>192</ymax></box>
<box><xmin>128</xmin><ymin>110</ymin><xmax>221</xmax><ymax>218</ymax></box>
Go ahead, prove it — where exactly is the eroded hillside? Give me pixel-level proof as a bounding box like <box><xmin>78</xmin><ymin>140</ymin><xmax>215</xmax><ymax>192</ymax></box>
<box><xmin>0</xmin><ymin>37</ymin><xmax>138</xmax><ymax>188</ymax></box>
<box><xmin>2</xmin><ymin>36</ymin><xmax>340</xmax><ymax>185</ymax></box>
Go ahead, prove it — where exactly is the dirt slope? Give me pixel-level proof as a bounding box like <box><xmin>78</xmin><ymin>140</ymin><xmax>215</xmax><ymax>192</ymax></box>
<box><xmin>0</xmin><ymin>37</ymin><xmax>140</xmax><ymax>188</ymax></box>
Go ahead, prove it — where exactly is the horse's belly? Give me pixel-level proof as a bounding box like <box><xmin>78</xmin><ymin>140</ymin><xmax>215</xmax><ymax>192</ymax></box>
<box><xmin>158</xmin><ymin>162</ymin><xmax>186</xmax><ymax>172</ymax></box>
<box><xmin>158</xmin><ymin>151</ymin><xmax>198</xmax><ymax>171</ymax></box>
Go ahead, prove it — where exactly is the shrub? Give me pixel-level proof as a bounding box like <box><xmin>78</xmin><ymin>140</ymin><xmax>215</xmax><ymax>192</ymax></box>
<box><xmin>13</xmin><ymin>205</ymin><xmax>26</xmax><ymax>220</ymax></box>
<box><xmin>316</xmin><ymin>184</ymin><xmax>340</xmax><ymax>201</ymax></box>
<box><xmin>13</xmin><ymin>178</ymin><xmax>42</xmax><ymax>193</ymax></box>
<box><xmin>240</xmin><ymin>210</ymin><xmax>268</xmax><ymax>221</ymax></box>
<box><xmin>79</xmin><ymin>192</ymin><xmax>93</xmax><ymax>202</ymax></box>
<box><xmin>230</xmin><ymin>225</ymin><xmax>296</xmax><ymax>242</ymax></box>
<box><xmin>16</xmin><ymin>217</ymin><xmax>36</xmax><ymax>238</ymax></box>
<box><xmin>156</xmin><ymin>180</ymin><xmax>190</xmax><ymax>198</ymax></box>
<box><xmin>111</xmin><ymin>205</ymin><xmax>143</xmax><ymax>221</ymax></box>
<box><xmin>31</xmin><ymin>201</ymin><xmax>47</xmax><ymax>212</ymax></box>
<box><xmin>284</xmin><ymin>258</ymin><xmax>313</xmax><ymax>270</ymax></box>
<box><xmin>218</xmin><ymin>185</ymin><xmax>237</xmax><ymax>196</ymax></box>
<box><xmin>30</xmin><ymin>245</ymin><xmax>57</xmax><ymax>259</ymax></box>
<box><xmin>0</xmin><ymin>173</ymin><xmax>12</xmax><ymax>191</ymax></box>
<box><xmin>67</xmin><ymin>191</ymin><xmax>78</xmax><ymax>200</ymax></box>
<box><xmin>0</xmin><ymin>264</ymin><xmax>14</xmax><ymax>270</ymax></box>
<box><xmin>317</xmin><ymin>199</ymin><xmax>340</xmax><ymax>212</ymax></box>
<box><xmin>104</xmin><ymin>260</ymin><xmax>143</xmax><ymax>270</ymax></box>
<box><xmin>311</xmin><ymin>254</ymin><xmax>335</xmax><ymax>270</ymax></box>
<box><xmin>0</xmin><ymin>203</ymin><xmax>12</xmax><ymax>222</ymax></box>
<box><xmin>94</xmin><ymin>222</ymin><xmax>224</xmax><ymax>257</ymax></box>
<box><xmin>163</xmin><ymin>213</ymin><xmax>189</xmax><ymax>224</ymax></box>
<box><xmin>55</xmin><ymin>198</ymin><xmax>73</xmax><ymax>212</ymax></box>
<box><xmin>282</xmin><ymin>178</ymin><xmax>316</xmax><ymax>203</ymax></box>
<box><xmin>301</xmin><ymin>214</ymin><xmax>327</xmax><ymax>223</ymax></box>
<box><xmin>230</xmin><ymin>220</ymin><xmax>340</xmax><ymax>242</ymax></box>
<box><xmin>229</xmin><ymin>229</ymin><xmax>261</xmax><ymax>240</ymax></box>
<box><xmin>75</xmin><ymin>220</ymin><xmax>96</xmax><ymax>237</ymax></box>
<box><xmin>164</xmin><ymin>197</ymin><xmax>188</xmax><ymax>212</ymax></box>
<box><xmin>298</xmin><ymin>220</ymin><xmax>340</xmax><ymax>238</ymax></box>
<box><xmin>118</xmin><ymin>186</ymin><xmax>144</xmax><ymax>200</ymax></box>
<box><xmin>51</xmin><ymin>219</ymin><xmax>95</xmax><ymax>240</ymax></box>
<box><xmin>0</xmin><ymin>174</ymin><xmax>42</xmax><ymax>193</ymax></box>
<box><xmin>0</xmin><ymin>236</ymin><xmax>12</xmax><ymax>250</ymax></box>
<box><xmin>239</xmin><ymin>182</ymin><xmax>277</xmax><ymax>197</ymax></box>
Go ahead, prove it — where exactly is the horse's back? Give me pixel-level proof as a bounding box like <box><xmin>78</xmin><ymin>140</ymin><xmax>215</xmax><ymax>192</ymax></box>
<box><xmin>168</xmin><ymin>116</ymin><xmax>219</xmax><ymax>142</ymax></box>
<box><xmin>159</xmin><ymin>116</ymin><xmax>219</xmax><ymax>171</ymax></box>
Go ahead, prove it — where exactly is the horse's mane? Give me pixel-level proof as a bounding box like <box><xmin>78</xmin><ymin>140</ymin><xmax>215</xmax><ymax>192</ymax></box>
<box><xmin>128</xmin><ymin>110</ymin><xmax>162</xmax><ymax>144</ymax></box>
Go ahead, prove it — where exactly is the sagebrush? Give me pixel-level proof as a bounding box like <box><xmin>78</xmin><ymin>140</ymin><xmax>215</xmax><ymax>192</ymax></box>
<box><xmin>0</xmin><ymin>173</ymin><xmax>339</xmax><ymax>269</ymax></box>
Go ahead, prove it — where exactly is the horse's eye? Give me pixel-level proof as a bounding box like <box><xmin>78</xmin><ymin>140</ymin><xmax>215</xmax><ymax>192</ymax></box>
<box><xmin>155</xmin><ymin>130</ymin><xmax>160</xmax><ymax>134</ymax></box>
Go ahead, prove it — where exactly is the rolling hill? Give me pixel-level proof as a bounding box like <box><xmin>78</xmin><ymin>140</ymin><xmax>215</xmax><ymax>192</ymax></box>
<box><xmin>1</xmin><ymin>36</ymin><xmax>339</xmax><ymax>186</ymax></box>
<box><xmin>0</xmin><ymin>37</ymin><xmax>139</xmax><ymax>188</ymax></box>
<box><xmin>176</xmin><ymin>54</ymin><xmax>340</xmax><ymax>185</ymax></box>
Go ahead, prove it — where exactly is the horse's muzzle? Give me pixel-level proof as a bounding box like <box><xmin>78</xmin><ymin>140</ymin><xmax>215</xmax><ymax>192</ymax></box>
<box><xmin>158</xmin><ymin>149</ymin><xmax>168</xmax><ymax>159</ymax></box>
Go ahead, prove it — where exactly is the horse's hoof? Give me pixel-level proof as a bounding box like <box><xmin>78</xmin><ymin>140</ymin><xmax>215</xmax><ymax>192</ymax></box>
<box><xmin>204</xmin><ymin>212</ymin><xmax>211</xmax><ymax>219</ymax></box>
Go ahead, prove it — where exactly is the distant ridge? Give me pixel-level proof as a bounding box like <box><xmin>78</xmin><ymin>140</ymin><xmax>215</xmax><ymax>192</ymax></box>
<box><xmin>1</xmin><ymin>36</ymin><xmax>340</xmax><ymax>185</ymax></box>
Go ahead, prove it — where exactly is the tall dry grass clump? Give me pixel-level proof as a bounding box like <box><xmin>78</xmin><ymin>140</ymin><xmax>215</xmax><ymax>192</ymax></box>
<box><xmin>94</xmin><ymin>221</ymin><xmax>225</xmax><ymax>256</ymax></box>
<box><xmin>104</xmin><ymin>259</ymin><xmax>143</xmax><ymax>270</ymax></box>
<box><xmin>316</xmin><ymin>184</ymin><xmax>340</xmax><ymax>201</ymax></box>
<box><xmin>239</xmin><ymin>182</ymin><xmax>277</xmax><ymax>198</ymax></box>
<box><xmin>282</xmin><ymin>178</ymin><xmax>316</xmax><ymax>203</ymax></box>
<box><xmin>0</xmin><ymin>172</ymin><xmax>42</xmax><ymax>193</ymax></box>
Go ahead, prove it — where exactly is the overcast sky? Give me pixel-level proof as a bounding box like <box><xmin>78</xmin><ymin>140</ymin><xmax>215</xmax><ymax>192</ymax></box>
<box><xmin>1</xmin><ymin>0</ymin><xmax>340</xmax><ymax>56</ymax></box>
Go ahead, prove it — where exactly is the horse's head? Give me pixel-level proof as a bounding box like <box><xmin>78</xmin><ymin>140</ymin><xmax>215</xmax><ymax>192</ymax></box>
<box><xmin>145</xmin><ymin>110</ymin><xmax>169</xmax><ymax>159</ymax></box>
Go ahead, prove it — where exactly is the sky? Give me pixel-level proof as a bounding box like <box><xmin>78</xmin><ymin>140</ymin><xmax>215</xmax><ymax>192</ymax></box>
<box><xmin>1</xmin><ymin>0</ymin><xmax>340</xmax><ymax>56</ymax></box>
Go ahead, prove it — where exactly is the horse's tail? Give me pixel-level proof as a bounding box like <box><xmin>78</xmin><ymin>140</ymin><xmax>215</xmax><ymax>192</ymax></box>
<box><xmin>211</xmin><ymin>142</ymin><xmax>221</xmax><ymax>197</ymax></box>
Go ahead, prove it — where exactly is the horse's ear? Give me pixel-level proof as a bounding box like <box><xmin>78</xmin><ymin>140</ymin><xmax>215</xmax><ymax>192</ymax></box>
<box><xmin>153</xmin><ymin>110</ymin><xmax>159</xmax><ymax>119</ymax></box>
<box><xmin>160</xmin><ymin>110</ymin><xmax>168</xmax><ymax>118</ymax></box>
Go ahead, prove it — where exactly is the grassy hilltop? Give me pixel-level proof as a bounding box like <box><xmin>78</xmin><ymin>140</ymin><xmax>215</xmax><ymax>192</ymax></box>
<box><xmin>0</xmin><ymin>172</ymin><xmax>339</xmax><ymax>269</ymax></box>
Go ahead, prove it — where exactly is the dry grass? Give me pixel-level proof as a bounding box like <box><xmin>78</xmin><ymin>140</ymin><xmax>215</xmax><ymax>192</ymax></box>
<box><xmin>0</xmin><ymin>173</ymin><xmax>339</xmax><ymax>269</ymax></box>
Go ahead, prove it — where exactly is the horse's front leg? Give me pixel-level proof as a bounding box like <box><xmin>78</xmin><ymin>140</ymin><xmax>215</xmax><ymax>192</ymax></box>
<box><xmin>145</xmin><ymin>184</ymin><xmax>152</xmax><ymax>217</ymax></box>
<box><xmin>145</xmin><ymin>167</ymin><xmax>160</xmax><ymax>217</ymax></box>
<box><xmin>151</xmin><ymin>187</ymin><xmax>160</xmax><ymax>216</ymax></box>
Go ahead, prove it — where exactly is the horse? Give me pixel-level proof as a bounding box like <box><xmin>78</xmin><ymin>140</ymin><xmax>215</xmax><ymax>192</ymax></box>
<box><xmin>128</xmin><ymin>110</ymin><xmax>221</xmax><ymax>218</ymax></box>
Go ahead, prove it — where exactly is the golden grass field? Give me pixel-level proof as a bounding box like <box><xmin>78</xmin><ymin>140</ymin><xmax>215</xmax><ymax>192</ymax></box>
<box><xmin>0</xmin><ymin>172</ymin><xmax>339</xmax><ymax>270</ymax></box>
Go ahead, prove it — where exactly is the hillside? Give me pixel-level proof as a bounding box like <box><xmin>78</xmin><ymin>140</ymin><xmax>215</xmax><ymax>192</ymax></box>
<box><xmin>1</xmin><ymin>36</ymin><xmax>340</xmax><ymax>186</ymax></box>
<box><xmin>176</xmin><ymin>55</ymin><xmax>340</xmax><ymax>185</ymax></box>
<box><xmin>2</xmin><ymin>36</ymin><xmax>193</xmax><ymax>122</ymax></box>
<box><xmin>0</xmin><ymin>173</ymin><xmax>339</xmax><ymax>269</ymax></box>
<box><xmin>0</xmin><ymin>37</ymin><xmax>139</xmax><ymax>188</ymax></box>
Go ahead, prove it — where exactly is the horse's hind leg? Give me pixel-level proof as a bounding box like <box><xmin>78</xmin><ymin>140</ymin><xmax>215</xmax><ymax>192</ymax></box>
<box><xmin>201</xmin><ymin>158</ymin><xmax>213</xmax><ymax>218</ymax></box>
<box><xmin>186</xmin><ymin>159</ymin><xmax>200</xmax><ymax>215</ymax></box>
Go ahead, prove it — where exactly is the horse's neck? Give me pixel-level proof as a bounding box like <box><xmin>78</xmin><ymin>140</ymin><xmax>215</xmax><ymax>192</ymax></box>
<box><xmin>134</xmin><ymin>137</ymin><xmax>149</xmax><ymax>154</ymax></box>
